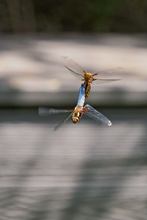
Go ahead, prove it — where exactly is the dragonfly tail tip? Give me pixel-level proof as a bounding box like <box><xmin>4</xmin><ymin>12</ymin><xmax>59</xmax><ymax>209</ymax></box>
<box><xmin>108</xmin><ymin>121</ymin><xmax>112</xmax><ymax>127</ymax></box>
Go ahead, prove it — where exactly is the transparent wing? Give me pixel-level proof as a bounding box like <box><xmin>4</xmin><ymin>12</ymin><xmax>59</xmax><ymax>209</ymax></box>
<box><xmin>95</xmin><ymin>67</ymin><xmax>123</xmax><ymax>76</ymax></box>
<box><xmin>96</xmin><ymin>78</ymin><xmax>121</xmax><ymax>84</ymax></box>
<box><xmin>38</xmin><ymin>107</ymin><xmax>72</xmax><ymax>131</ymax></box>
<box><xmin>54</xmin><ymin>112</ymin><xmax>73</xmax><ymax>131</ymax></box>
<box><xmin>94</xmin><ymin>68</ymin><xmax>123</xmax><ymax>83</ymax></box>
<box><xmin>93</xmin><ymin>68</ymin><xmax>122</xmax><ymax>84</ymax></box>
<box><xmin>38</xmin><ymin>107</ymin><xmax>71</xmax><ymax>116</ymax></box>
<box><xmin>98</xmin><ymin>78</ymin><xmax>120</xmax><ymax>81</ymax></box>
<box><xmin>63</xmin><ymin>56</ymin><xmax>86</xmax><ymax>78</ymax></box>
<box><xmin>64</xmin><ymin>66</ymin><xmax>82</xmax><ymax>78</ymax></box>
<box><xmin>84</xmin><ymin>104</ymin><xmax>112</xmax><ymax>127</ymax></box>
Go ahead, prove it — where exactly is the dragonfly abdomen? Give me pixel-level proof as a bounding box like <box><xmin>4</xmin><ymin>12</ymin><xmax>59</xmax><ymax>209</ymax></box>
<box><xmin>77</xmin><ymin>83</ymin><xmax>85</xmax><ymax>106</ymax></box>
<box><xmin>85</xmin><ymin>82</ymin><xmax>91</xmax><ymax>98</ymax></box>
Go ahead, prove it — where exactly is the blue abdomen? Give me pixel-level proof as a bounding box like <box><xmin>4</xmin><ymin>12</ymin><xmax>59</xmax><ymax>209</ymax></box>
<box><xmin>77</xmin><ymin>83</ymin><xmax>85</xmax><ymax>107</ymax></box>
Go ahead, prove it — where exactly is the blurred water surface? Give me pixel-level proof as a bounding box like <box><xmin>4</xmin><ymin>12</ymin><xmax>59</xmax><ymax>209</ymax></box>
<box><xmin>0</xmin><ymin>108</ymin><xmax>147</xmax><ymax>220</ymax></box>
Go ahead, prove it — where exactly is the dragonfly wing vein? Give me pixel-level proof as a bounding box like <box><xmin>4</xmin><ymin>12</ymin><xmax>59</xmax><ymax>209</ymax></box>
<box><xmin>84</xmin><ymin>104</ymin><xmax>112</xmax><ymax>127</ymax></box>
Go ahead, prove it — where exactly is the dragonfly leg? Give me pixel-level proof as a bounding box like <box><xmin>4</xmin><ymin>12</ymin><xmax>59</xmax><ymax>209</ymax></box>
<box><xmin>93</xmin><ymin>73</ymin><xmax>98</xmax><ymax>76</ymax></box>
<box><xmin>82</xmin><ymin>106</ymin><xmax>89</xmax><ymax>113</ymax></box>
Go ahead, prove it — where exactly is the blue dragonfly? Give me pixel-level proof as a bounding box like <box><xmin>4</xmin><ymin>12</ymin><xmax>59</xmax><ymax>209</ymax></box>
<box><xmin>39</xmin><ymin>83</ymin><xmax>112</xmax><ymax>130</ymax></box>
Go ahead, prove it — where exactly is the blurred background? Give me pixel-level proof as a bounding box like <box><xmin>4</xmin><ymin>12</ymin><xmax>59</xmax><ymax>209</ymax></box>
<box><xmin>0</xmin><ymin>1</ymin><xmax>147</xmax><ymax>220</ymax></box>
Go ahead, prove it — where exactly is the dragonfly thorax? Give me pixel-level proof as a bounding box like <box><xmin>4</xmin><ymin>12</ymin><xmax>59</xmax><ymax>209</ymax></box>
<box><xmin>84</xmin><ymin>72</ymin><xmax>93</xmax><ymax>83</ymax></box>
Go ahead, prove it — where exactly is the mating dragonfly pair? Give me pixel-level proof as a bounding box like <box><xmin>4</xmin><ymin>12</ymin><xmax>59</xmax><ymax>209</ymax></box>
<box><xmin>39</xmin><ymin>58</ymin><xmax>120</xmax><ymax>130</ymax></box>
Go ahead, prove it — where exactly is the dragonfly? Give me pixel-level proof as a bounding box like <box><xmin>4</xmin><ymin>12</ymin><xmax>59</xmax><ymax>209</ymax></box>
<box><xmin>64</xmin><ymin>57</ymin><xmax>121</xmax><ymax>98</ymax></box>
<box><xmin>39</xmin><ymin>83</ymin><xmax>112</xmax><ymax>130</ymax></box>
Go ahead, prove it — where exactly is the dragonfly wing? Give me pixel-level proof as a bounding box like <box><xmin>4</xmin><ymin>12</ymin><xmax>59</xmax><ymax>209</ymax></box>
<box><xmin>38</xmin><ymin>107</ymin><xmax>71</xmax><ymax>116</ymax></box>
<box><xmin>38</xmin><ymin>107</ymin><xmax>72</xmax><ymax>131</ymax></box>
<box><xmin>64</xmin><ymin>66</ymin><xmax>82</xmax><ymax>78</ymax></box>
<box><xmin>96</xmin><ymin>78</ymin><xmax>121</xmax><ymax>84</ymax></box>
<box><xmin>98</xmin><ymin>78</ymin><xmax>120</xmax><ymax>81</ymax></box>
<box><xmin>63</xmin><ymin>56</ymin><xmax>86</xmax><ymax>78</ymax></box>
<box><xmin>54</xmin><ymin>112</ymin><xmax>73</xmax><ymax>131</ymax></box>
<box><xmin>84</xmin><ymin>104</ymin><xmax>112</xmax><ymax>127</ymax></box>
<box><xmin>95</xmin><ymin>67</ymin><xmax>123</xmax><ymax>77</ymax></box>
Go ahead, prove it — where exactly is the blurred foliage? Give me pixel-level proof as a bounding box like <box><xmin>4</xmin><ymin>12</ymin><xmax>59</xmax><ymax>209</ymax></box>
<box><xmin>1</xmin><ymin>0</ymin><xmax>147</xmax><ymax>33</ymax></box>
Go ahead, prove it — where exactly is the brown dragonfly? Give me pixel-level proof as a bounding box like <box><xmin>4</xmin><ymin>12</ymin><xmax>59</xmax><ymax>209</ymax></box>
<box><xmin>64</xmin><ymin>57</ymin><xmax>121</xmax><ymax>98</ymax></box>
